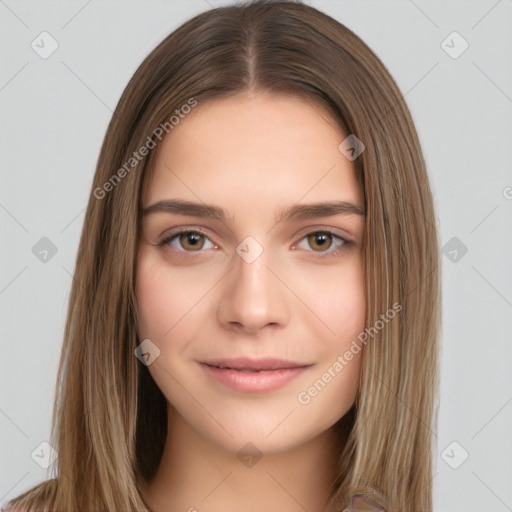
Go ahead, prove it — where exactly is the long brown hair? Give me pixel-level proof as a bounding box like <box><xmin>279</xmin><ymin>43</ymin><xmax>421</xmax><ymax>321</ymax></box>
<box><xmin>4</xmin><ymin>1</ymin><xmax>440</xmax><ymax>511</ymax></box>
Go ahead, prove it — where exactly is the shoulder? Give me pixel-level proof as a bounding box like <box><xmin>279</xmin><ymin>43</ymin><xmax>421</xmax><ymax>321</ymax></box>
<box><xmin>1</xmin><ymin>478</ymin><xmax>58</xmax><ymax>512</ymax></box>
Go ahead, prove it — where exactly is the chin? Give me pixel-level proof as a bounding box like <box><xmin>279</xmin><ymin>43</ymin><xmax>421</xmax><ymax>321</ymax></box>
<box><xmin>185</xmin><ymin>399</ymin><xmax>348</xmax><ymax>457</ymax></box>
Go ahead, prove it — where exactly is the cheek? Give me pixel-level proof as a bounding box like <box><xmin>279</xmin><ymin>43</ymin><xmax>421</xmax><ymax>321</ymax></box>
<box><xmin>135</xmin><ymin>262</ymin><xmax>170</xmax><ymax>339</ymax></box>
<box><xmin>135</xmin><ymin>251</ymin><xmax>217</xmax><ymax>358</ymax></box>
<box><xmin>292</xmin><ymin>254</ymin><xmax>366</xmax><ymax>344</ymax></box>
<box><xmin>293</xmin><ymin>257</ymin><xmax>365</xmax><ymax>409</ymax></box>
<box><xmin>135</xmin><ymin>254</ymin><xmax>193</xmax><ymax>341</ymax></box>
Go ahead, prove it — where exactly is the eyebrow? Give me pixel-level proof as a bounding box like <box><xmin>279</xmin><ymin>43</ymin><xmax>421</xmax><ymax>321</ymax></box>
<box><xmin>276</xmin><ymin>200</ymin><xmax>364</xmax><ymax>221</ymax></box>
<box><xmin>142</xmin><ymin>199</ymin><xmax>365</xmax><ymax>222</ymax></box>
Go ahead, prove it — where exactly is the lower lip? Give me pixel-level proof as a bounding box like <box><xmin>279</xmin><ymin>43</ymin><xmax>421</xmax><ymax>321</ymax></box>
<box><xmin>201</xmin><ymin>363</ymin><xmax>309</xmax><ymax>393</ymax></box>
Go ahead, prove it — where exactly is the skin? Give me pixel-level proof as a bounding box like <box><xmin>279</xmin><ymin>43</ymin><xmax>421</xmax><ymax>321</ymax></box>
<box><xmin>136</xmin><ymin>91</ymin><xmax>366</xmax><ymax>512</ymax></box>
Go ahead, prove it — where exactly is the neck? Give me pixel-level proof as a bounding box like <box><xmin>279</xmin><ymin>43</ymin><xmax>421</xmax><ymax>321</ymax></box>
<box><xmin>142</xmin><ymin>406</ymin><xmax>344</xmax><ymax>512</ymax></box>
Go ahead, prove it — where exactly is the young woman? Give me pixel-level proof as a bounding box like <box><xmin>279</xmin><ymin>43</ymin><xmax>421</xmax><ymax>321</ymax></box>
<box><xmin>4</xmin><ymin>1</ymin><xmax>441</xmax><ymax>511</ymax></box>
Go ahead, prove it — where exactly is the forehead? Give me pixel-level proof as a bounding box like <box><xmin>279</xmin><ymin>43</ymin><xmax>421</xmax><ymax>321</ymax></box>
<box><xmin>143</xmin><ymin>92</ymin><xmax>362</xmax><ymax>211</ymax></box>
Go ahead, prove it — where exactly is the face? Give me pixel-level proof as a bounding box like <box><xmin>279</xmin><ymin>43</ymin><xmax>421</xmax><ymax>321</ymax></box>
<box><xmin>135</xmin><ymin>92</ymin><xmax>366</xmax><ymax>455</ymax></box>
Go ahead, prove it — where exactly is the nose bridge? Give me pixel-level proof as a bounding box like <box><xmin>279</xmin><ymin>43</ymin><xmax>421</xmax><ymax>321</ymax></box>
<box><xmin>216</xmin><ymin>243</ymin><xmax>290</xmax><ymax>332</ymax></box>
<box><xmin>237</xmin><ymin>252</ymin><xmax>269</xmax><ymax>298</ymax></box>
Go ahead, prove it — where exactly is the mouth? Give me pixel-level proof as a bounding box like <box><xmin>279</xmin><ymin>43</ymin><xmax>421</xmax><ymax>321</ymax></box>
<box><xmin>200</xmin><ymin>357</ymin><xmax>313</xmax><ymax>393</ymax></box>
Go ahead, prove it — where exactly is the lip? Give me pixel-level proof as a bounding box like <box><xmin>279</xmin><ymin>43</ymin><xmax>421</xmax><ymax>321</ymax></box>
<box><xmin>200</xmin><ymin>357</ymin><xmax>312</xmax><ymax>393</ymax></box>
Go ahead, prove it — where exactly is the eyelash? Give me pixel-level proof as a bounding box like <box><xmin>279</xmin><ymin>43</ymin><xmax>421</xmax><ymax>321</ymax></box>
<box><xmin>157</xmin><ymin>226</ymin><xmax>351</xmax><ymax>259</ymax></box>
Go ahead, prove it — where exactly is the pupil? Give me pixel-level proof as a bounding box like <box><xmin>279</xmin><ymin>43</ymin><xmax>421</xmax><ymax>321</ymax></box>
<box><xmin>309</xmin><ymin>233</ymin><xmax>331</xmax><ymax>251</ymax></box>
<box><xmin>181</xmin><ymin>232</ymin><xmax>204</xmax><ymax>250</ymax></box>
<box><xmin>316</xmin><ymin>234</ymin><xmax>328</xmax><ymax>245</ymax></box>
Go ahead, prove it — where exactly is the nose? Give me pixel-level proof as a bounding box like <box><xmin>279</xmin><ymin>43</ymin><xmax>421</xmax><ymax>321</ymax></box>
<box><xmin>216</xmin><ymin>249</ymin><xmax>291</xmax><ymax>334</ymax></box>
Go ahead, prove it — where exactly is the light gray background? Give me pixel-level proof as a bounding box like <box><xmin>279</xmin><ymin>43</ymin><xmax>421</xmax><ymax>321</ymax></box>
<box><xmin>1</xmin><ymin>1</ymin><xmax>511</xmax><ymax>510</ymax></box>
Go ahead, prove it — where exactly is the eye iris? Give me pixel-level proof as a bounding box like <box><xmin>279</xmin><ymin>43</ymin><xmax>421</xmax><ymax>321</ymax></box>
<box><xmin>180</xmin><ymin>232</ymin><xmax>204</xmax><ymax>250</ymax></box>
<box><xmin>308</xmin><ymin>232</ymin><xmax>332</xmax><ymax>251</ymax></box>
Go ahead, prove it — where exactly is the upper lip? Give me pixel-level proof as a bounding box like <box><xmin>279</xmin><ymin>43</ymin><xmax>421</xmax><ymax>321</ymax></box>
<box><xmin>202</xmin><ymin>357</ymin><xmax>312</xmax><ymax>371</ymax></box>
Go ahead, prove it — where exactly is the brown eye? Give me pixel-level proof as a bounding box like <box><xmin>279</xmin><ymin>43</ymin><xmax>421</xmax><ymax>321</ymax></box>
<box><xmin>307</xmin><ymin>232</ymin><xmax>333</xmax><ymax>251</ymax></box>
<box><xmin>179</xmin><ymin>232</ymin><xmax>205</xmax><ymax>251</ymax></box>
<box><xmin>158</xmin><ymin>229</ymin><xmax>216</xmax><ymax>253</ymax></box>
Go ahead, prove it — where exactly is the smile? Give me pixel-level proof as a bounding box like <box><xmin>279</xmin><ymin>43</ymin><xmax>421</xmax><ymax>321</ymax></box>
<box><xmin>200</xmin><ymin>357</ymin><xmax>313</xmax><ymax>393</ymax></box>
